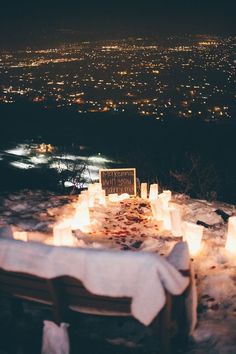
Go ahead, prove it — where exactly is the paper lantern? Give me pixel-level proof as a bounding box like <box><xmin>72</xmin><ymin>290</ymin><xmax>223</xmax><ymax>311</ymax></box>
<box><xmin>88</xmin><ymin>183</ymin><xmax>96</xmax><ymax>194</ymax></box>
<box><xmin>77</xmin><ymin>193</ymin><xmax>89</xmax><ymax>209</ymax></box>
<box><xmin>183</xmin><ymin>221</ymin><xmax>203</xmax><ymax>255</ymax></box>
<box><xmin>149</xmin><ymin>184</ymin><xmax>158</xmax><ymax>201</ymax></box>
<box><xmin>151</xmin><ymin>199</ymin><xmax>163</xmax><ymax>221</ymax></box>
<box><xmin>162</xmin><ymin>207</ymin><xmax>172</xmax><ymax>230</ymax></box>
<box><xmin>98</xmin><ymin>189</ymin><xmax>107</xmax><ymax>206</ymax></box>
<box><xmin>88</xmin><ymin>195</ymin><xmax>95</xmax><ymax>208</ymax></box>
<box><xmin>88</xmin><ymin>183</ymin><xmax>104</xmax><ymax>207</ymax></box>
<box><xmin>141</xmin><ymin>183</ymin><xmax>148</xmax><ymax>199</ymax></box>
<box><xmin>118</xmin><ymin>193</ymin><xmax>130</xmax><ymax>201</ymax></box>
<box><xmin>94</xmin><ymin>182</ymin><xmax>102</xmax><ymax>192</ymax></box>
<box><xmin>151</xmin><ymin>194</ymin><xmax>169</xmax><ymax>222</ymax></box>
<box><xmin>53</xmin><ymin>223</ymin><xmax>74</xmax><ymax>246</ymax></box>
<box><xmin>13</xmin><ymin>231</ymin><xmax>28</xmax><ymax>242</ymax></box>
<box><xmin>158</xmin><ymin>192</ymin><xmax>169</xmax><ymax>209</ymax></box>
<box><xmin>108</xmin><ymin>193</ymin><xmax>119</xmax><ymax>202</ymax></box>
<box><xmin>225</xmin><ymin>216</ymin><xmax>236</xmax><ymax>255</ymax></box>
<box><xmin>72</xmin><ymin>204</ymin><xmax>90</xmax><ymax>231</ymax></box>
<box><xmin>170</xmin><ymin>206</ymin><xmax>182</xmax><ymax>237</ymax></box>
<box><xmin>163</xmin><ymin>190</ymin><xmax>172</xmax><ymax>202</ymax></box>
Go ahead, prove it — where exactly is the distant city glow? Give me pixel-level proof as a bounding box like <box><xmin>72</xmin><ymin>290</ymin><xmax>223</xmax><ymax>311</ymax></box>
<box><xmin>0</xmin><ymin>36</ymin><xmax>234</xmax><ymax>121</ymax></box>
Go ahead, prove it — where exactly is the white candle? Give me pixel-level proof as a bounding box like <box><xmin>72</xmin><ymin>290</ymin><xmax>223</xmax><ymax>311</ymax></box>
<box><xmin>149</xmin><ymin>184</ymin><xmax>158</xmax><ymax>201</ymax></box>
<box><xmin>78</xmin><ymin>193</ymin><xmax>89</xmax><ymax>208</ymax></box>
<box><xmin>183</xmin><ymin>221</ymin><xmax>203</xmax><ymax>255</ymax></box>
<box><xmin>88</xmin><ymin>183</ymin><xmax>96</xmax><ymax>194</ymax></box>
<box><xmin>13</xmin><ymin>231</ymin><xmax>28</xmax><ymax>242</ymax></box>
<box><xmin>151</xmin><ymin>200</ymin><xmax>162</xmax><ymax>220</ymax></box>
<box><xmin>94</xmin><ymin>182</ymin><xmax>102</xmax><ymax>192</ymax></box>
<box><xmin>73</xmin><ymin>204</ymin><xmax>90</xmax><ymax>230</ymax></box>
<box><xmin>118</xmin><ymin>193</ymin><xmax>130</xmax><ymax>201</ymax></box>
<box><xmin>158</xmin><ymin>192</ymin><xmax>169</xmax><ymax>209</ymax></box>
<box><xmin>108</xmin><ymin>193</ymin><xmax>119</xmax><ymax>202</ymax></box>
<box><xmin>53</xmin><ymin>223</ymin><xmax>74</xmax><ymax>246</ymax></box>
<box><xmin>98</xmin><ymin>189</ymin><xmax>107</xmax><ymax>206</ymax></box>
<box><xmin>141</xmin><ymin>183</ymin><xmax>148</xmax><ymax>199</ymax></box>
<box><xmin>162</xmin><ymin>208</ymin><xmax>172</xmax><ymax>230</ymax></box>
<box><xmin>163</xmin><ymin>190</ymin><xmax>172</xmax><ymax>202</ymax></box>
<box><xmin>88</xmin><ymin>195</ymin><xmax>95</xmax><ymax>208</ymax></box>
<box><xmin>170</xmin><ymin>206</ymin><xmax>182</xmax><ymax>237</ymax></box>
<box><xmin>225</xmin><ymin>216</ymin><xmax>236</xmax><ymax>255</ymax></box>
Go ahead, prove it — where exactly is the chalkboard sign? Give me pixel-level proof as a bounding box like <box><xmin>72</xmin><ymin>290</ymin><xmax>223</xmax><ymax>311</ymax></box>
<box><xmin>99</xmin><ymin>168</ymin><xmax>136</xmax><ymax>196</ymax></box>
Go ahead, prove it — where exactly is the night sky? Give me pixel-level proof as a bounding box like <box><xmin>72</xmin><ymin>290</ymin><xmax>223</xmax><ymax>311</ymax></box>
<box><xmin>0</xmin><ymin>0</ymin><xmax>235</xmax><ymax>47</ymax></box>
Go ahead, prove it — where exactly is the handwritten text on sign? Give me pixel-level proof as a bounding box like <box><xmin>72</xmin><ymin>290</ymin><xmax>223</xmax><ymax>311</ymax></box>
<box><xmin>99</xmin><ymin>168</ymin><xmax>136</xmax><ymax>196</ymax></box>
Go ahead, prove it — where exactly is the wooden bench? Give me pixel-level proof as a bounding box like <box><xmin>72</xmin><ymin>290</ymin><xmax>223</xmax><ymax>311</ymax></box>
<box><xmin>0</xmin><ymin>266</ymin><xmax>190</xmax><ymax>354</ymax></box>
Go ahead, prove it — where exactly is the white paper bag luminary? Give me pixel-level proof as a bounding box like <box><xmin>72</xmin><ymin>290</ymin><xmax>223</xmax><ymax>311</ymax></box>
<box><xmin>53</xmin><ymin>223</ymin><xmax>74</xmax><ymax>246</ymax></box>
<box><xmin>141</xmin><ymin>183</ymin><xmax>148</xmax><ymax>199</ymax></box>
<box><xmin>151</xmin><ymin>198</ymin><xmax>164</xmax><ymax>221</ymax></box>
<box><xmin>118</xmin><ymin>193</ymin><xmax>130</xmax><ymax>201</ymax></box>
<box><xmin>225</xmin><ymin>216</ymin><xmax>236</xmax><ymax>255</ymax></box>
<box><xmin>72</xmin><ymin>204</ymin><xmax>91</xmax><ymax>231</ymax></box>
<box><xmin>108</xmin><ymin>193</ymin><xmax>119</xmax><ymax>202</ymax></box>
<box><xmin>163</xmin><ymin>190</ymin><xmax>172</xmax><ymax>202</ymax></box>
<box><xmin>158</xmin><ymin>193</ymin><xmax>169</xmax><ymax>209</ymax></box>
<box><xmin>162</xmin><ymin>207</ymin><xmax>172</xmax><ymax>230</ymax></box>
<box><xmin>183</xmin><ymin>221</ymin><xmax>203</xmax><ymax>255</ymax></box>
<box><xmin>149</xmin><ymin>184</ymin><xmax>158</xmax><ymax>201</ymax></box>
<box><xmin>13</xmin><ymin>231</ymin><xmax>28</xmax><ymax>242</ymax></box>
<box><xmin>170</xmin><ymin>205</ymin><xmax>183</xmax><ymax>237</ymax></box>
<box><xmin>98</xmin><ymin>189</ymin><xmax>106</xmax><ymax>206</ymax></box>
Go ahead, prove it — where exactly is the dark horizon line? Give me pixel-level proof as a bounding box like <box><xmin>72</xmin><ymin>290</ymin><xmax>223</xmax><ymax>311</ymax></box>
<box><xmin>0</xmin><ymin>29</ymin><xmax>235</xmax><ymax>51</ymax></box>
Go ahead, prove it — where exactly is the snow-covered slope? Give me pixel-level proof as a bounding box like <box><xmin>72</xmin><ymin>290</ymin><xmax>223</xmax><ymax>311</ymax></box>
<box><xmin>0</xmin><ymin>190</ymin><xmax>236</xmax><ymax>353</ymax></box>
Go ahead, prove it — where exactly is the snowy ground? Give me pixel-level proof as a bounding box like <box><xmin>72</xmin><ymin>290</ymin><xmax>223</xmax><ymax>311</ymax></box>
<box><xmin>0</xmin><ymin>190</ymin><xmax>236</xmax><ymax>353</ymax></box>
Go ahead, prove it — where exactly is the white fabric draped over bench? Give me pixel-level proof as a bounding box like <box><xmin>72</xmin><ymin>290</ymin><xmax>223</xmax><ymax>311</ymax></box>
<box><xmin>0</xmin><ymin>238</ymin><xmax>190</xmax><ymax>326</ymax></box>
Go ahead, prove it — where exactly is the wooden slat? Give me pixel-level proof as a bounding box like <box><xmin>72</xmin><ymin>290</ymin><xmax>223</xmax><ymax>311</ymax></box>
<box><xmin>0</xmin><ymin>283</ymin><xmax>52</xmax><ymax>303</ymax></box>
<box><xmin>0</xmin><ymin>273</ymin><xmax>48</xmax><ymax>291</ymax></box>
<box><xmin>0</xmin><ymin>267</ymin><xmax>189</xmax><ymax>354</ymax></box>
<box><xmin>61</xmin><ymin>276</ymin><xmax>131</xmax><ymax>312</ymax></box>
<box><xmin>67</xmin><ymin>295</ymin><xmax>131</xmax><ymax>312</ymax></box>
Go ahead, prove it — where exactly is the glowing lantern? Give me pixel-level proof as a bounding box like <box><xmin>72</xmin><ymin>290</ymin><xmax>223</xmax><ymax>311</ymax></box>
<box><xmin>88</xmin><ymin>183</ymin><xmax>105</xmax><ymax>207</ymax></box>
<box><xmin>162</xmin><ymin>208</ymin><xmax>172</xmax><ymax>230</ymax></box>
<box><xmin>108</xmin><ymin>194</ymin><xmax>119</xmax><ymax>202</ymax></box>
<box><xmin>149</xmin><ymin>184</ymin><xmax>158</xmax><ymax>201</ymax></box>
<box><xmin>151</xmin><ymin>199</ymin><xmax>163</xmax><ymax>221</ymax></box>
<box><xmin>98</xmin><ymin>189</ymin><xmax>107</xmax><ymax>206</ymax></box>
<box><xmin>88</xmin><ymin>195</ymin><xmax>95</xmax><ymax>208</ymax></box>
<box><xmin>141</xmin><ymin>183</ymin><xmax>148</xmax><ymax>199</ymax></box>
<box><xmin>13</xmin><ymin>231</ymin><xmax>28</xmax><ymax>242</ymax></box>
<box><xmin>88</xmin><ymin>184</ymin><xmax>96</xmax><ymax>207</ymax></box>
<box><xmin>53</xmin><ymin>223</ymin><xmax>74</xmax><ymax>246</ymax></box>
<box><xmin>88</xmin><ymin>183</ymin><xmax>96</xmax><ymax>194</ymax></box>
<box><xmin>151</xmin><ymin>193</ymin><xmax>169</xmax><ymax>222</ymax></box>
<box><xmin>183</xmin><ymin>221</ymin><xmax>203</xmax><ymax>255</ymax></box>
<box><xmin>158</xmin><ymin>193</ymin><xmax>169</xmax><ymax>209</ymax></box>
<box><xmin>72</xmin><ymin>204</ymin><xmax>90</xmax><ymax>231</ymax></box>
<box><xmin>225</xmin><ymin>216</ymin><xmax>236</xmax><ymax>255</ymax></box>
<box><xmin>118</xmin><ymin>193</ymin><xmax>130</xmax><ymax>201</ymax></box>
<box><xmin>163</xmin><ymin>190</ymin><xmax>172</xmax><ymax>202</ymax></box>
<box><xmin>94</xmin><ymin>183</ymin><xmax>102</xmax><ymax>192</ymax></box>
<box><xmin>170</xmin><ymin>205</ymin><xmax>182</xmax><ymax>237</ymax></box>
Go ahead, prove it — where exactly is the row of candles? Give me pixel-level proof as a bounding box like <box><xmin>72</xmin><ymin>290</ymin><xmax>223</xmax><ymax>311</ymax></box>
<box><xmin>49</xmin><ymin>184</ymin><xmax>130</xmax><ymax>247</ymax></box>
<box><xmin>12</xmin><ymin>182</ymin><xmax>236</xmax><ymax>257</ymax></box>
<box><xmin>142</xmin><ymin>183</ymin><xmax>204</xmax><ymax>255</ymax></box>
<box><xmin>142</xmin><ymin>182</ymin><xmax>236</xmax><ymax>256</ymax></box>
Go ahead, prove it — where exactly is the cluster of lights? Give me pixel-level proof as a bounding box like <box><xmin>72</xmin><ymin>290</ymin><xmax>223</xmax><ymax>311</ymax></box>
<box><xmin>0</xmin><ymin>36</ymin><xmax>235</xmax><ymax>120</ymax></box>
